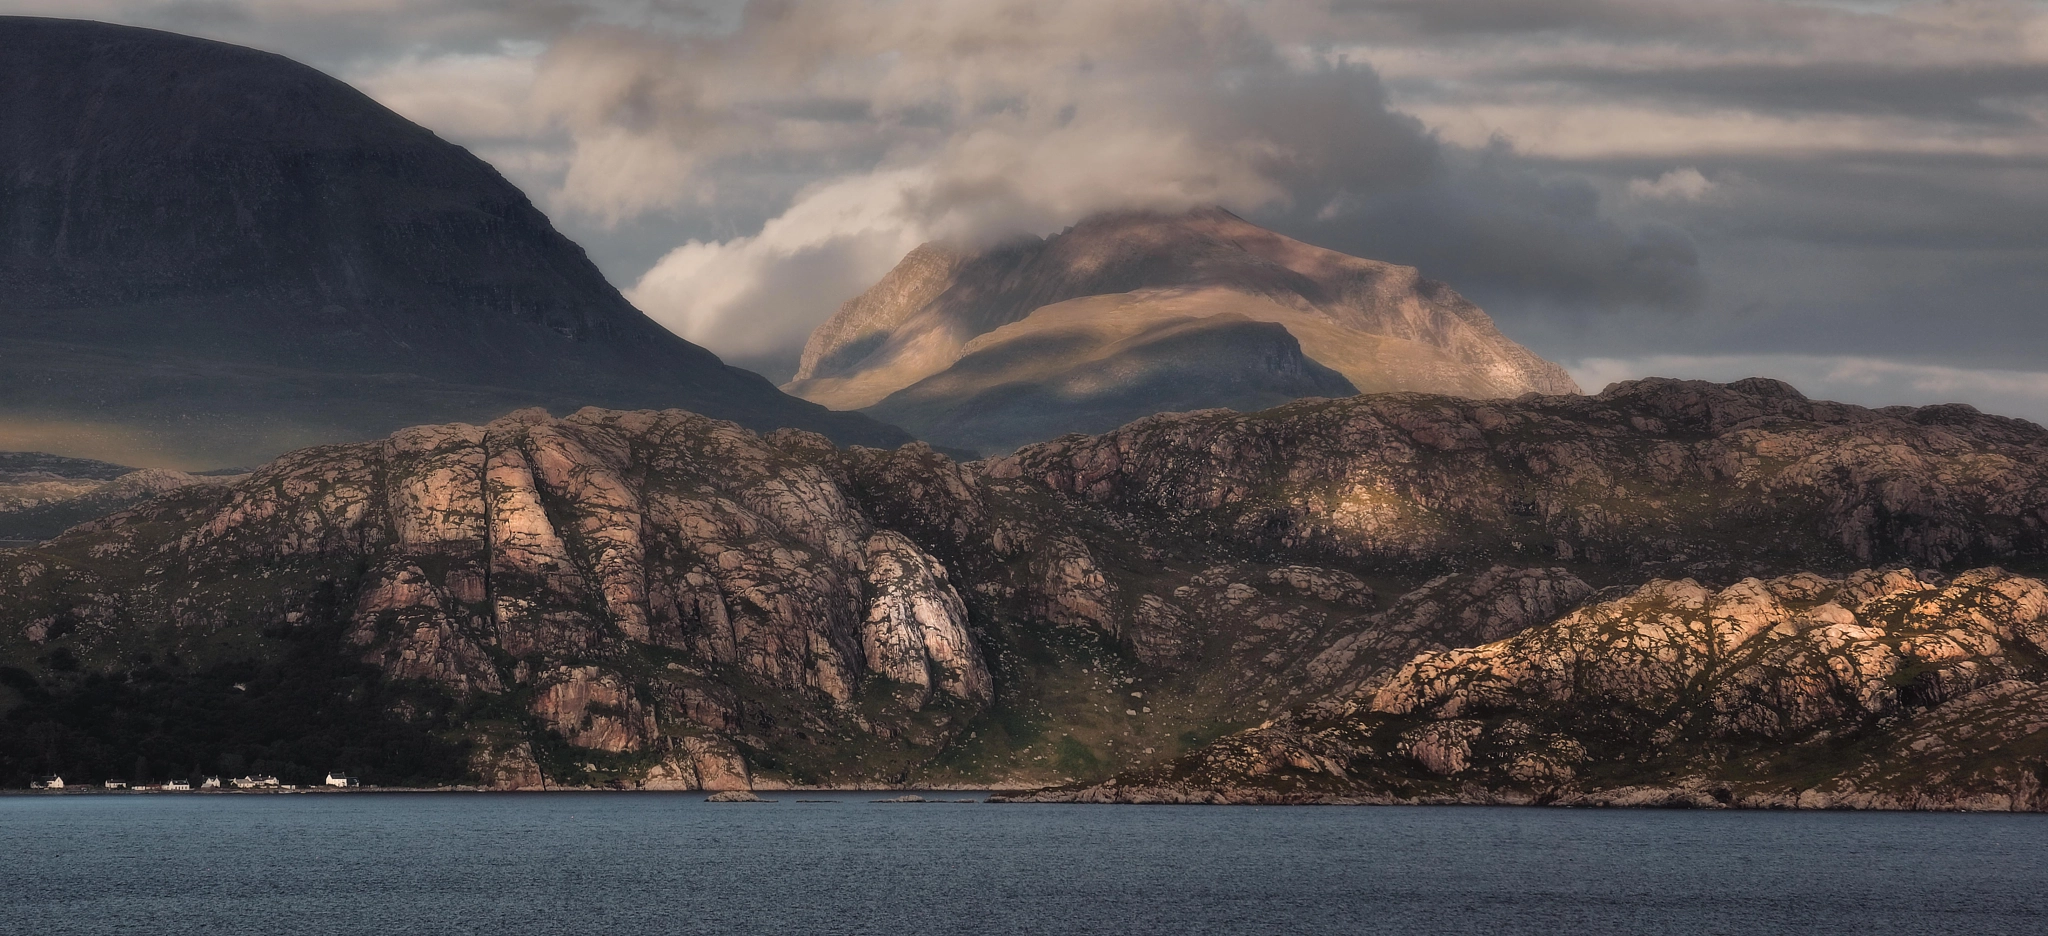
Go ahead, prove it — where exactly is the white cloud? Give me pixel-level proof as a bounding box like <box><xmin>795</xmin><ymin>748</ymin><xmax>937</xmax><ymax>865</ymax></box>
<box><xmin>352</xmin><ymin>48</ymin><xmax>544</xmax><ymax>141</ymax></box>
<box><xmin>574</xmin><ymin>0</ymin><xmax>1437</xmax><ymax>360</ymax></box>
<box><xmin>626</xmin><ymin>170</ymin><xmax>937</xmax><ymax>358</ymax></box>
<box><xmin>1628</xmin><ymin>167</ymin><xmax>1715</xmax><ymax>201</ymax></box>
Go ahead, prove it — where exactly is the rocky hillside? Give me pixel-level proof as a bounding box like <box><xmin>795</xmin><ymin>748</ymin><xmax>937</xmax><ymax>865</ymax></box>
<box><xmin>786</xmin><ymin>208</ymin><xmax>1579</xmax><ymax>455</ymax></box>
<box><xmin>989</xmin><ymin>376</ymin><xmax>2048</xmax><ymax>573</ymax></box>
<box><xmin>2</xmin><ymin>379</ymin><xmax>2044</xmax><ymax>803</ymax></box>
<box><xmin>1020</xmin><ymin>568</ymin><xmax>2048</xmax><ymax>811</ymax></box>
<box><xmin>0</xmin><ymin>17</ymin><xmax>904</xmax><ymax>467</ymax></box>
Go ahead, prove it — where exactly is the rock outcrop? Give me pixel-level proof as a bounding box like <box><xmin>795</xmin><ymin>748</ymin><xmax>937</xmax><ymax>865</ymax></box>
<box><xmin>3</xmin><ymin>378</ymin><xmax>2046</xmax><ymax>804</ymax></box>
<box><xmin>1028</xmin><ymin>568</ymin><xmax>2048</xmax><ymax>810</ymax></box>
<box><xmin>862</xmin><ymin>531</ymin><xmax>991</xmax><ymax>704</ymax></box>
<box><xmin>787</xmin><ymin>208</ymin><xmax>1577</xmax><ymax>454</ymax></box>
<box><xmin>989</xmin><ymin>377</ymin><xmax>2048</xmax><ymax>573</ymax></box>
<box><xmin>0</xmin><ymin>407</ymin><xmax>975</xmax><ymax>788</ymax></box>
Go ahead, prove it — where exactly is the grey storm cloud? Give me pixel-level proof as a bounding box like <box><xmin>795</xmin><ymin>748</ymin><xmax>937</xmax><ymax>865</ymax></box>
<box><xmin>1328</xmin><ymin>0</ymin><xmax>1722</xmax><ymax>39</ymax></box>
<box><xmin>6</xmin><ymin>0</ymin><xmax>2046</xmax><ymax>417</ymax></box>
<box><xmin>1516</xmin><ymin>61</ymin><xmax>2048</xmax><ymax>125</ymax></box>
<box><xmin>520</xmin><ymin>0</ymin><xmax>1703</xmax><ymax>369</ymax></box>
<box><xmin>1267</xmin><ymin>144</ymin><xmax>1705</xmax><ymax>311</ymax></box>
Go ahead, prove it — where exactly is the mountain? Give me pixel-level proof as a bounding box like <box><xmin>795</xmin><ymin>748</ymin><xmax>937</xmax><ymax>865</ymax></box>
<box><xmin>861</xmin><ymin>311</ymin><xmax>1361</xmax><ymax>456</ymax></box>
<box><xmin>3</xmin><ymin>379</ymin><xmax>2046</xmax><ymax>806</ymax></box>
<box><xmin>785</xmin><ymin>208</ymin><xmax>1579</xmax><ymax>455</ymax></box>
<box><xmin>0</xmin><ymin>17</ymin><xmax>907</xmax><ymax>469</ymax></box>
<box><xmin>0</xmin><ymin>451</ymin><xmax>233</xmax><ymax>544</ymax></box>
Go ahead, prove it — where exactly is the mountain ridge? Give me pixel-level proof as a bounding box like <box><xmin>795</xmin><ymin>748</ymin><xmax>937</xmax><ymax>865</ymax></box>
<box><xmin>0</xmin><ymin>16</ymin><xmax>907</xmax><ymax>467</ymax></box>
<box><xmin>3</xmin><ymin>379</ymin><xmax>2045</xmax><ymax>804</ymax></box>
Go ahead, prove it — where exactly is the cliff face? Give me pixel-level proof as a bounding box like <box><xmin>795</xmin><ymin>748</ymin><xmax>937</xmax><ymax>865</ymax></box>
<box><xmin>3</xmin><ymin>379</ymin><xmax>2046</xmax><ymax>803</ymax></box>
<box><xmin>0</xmin><ymin>17</ymin><xmax>905</xmax><ymax>466</ymax></box>
<box><xmin>1035</xmin><ymin>568</ymin><xmax>2048</xmax><ymax>811</ymax></box>
<box><xmin>785</xmin><ymin>208</ymin><xmax>1578</xmax><ymax>455</ymax></box>
<box><xmin>0</xmin><ymin>408</ymin><xmax>988</xmax><ymax>786</ymax></box>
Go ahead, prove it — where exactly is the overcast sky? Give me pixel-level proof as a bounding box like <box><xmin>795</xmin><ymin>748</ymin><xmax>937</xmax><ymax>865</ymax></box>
<box><xmin>15</xmin><ymin>0</ymin><xmax>2048</xmax><ymax>417</ymax></box>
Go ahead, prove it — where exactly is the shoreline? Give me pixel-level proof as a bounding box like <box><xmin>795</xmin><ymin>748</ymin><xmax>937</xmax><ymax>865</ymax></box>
<box><xmin>7</xmin><ymin>786</ymin><xmax>2047</xmax><ymax>812</ymax></box>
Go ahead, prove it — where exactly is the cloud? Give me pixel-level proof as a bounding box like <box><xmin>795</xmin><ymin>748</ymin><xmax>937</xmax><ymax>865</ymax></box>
<box><xmin>1628</xmin><ymin>167</ymin><xmax>1713</xmax><ymax>201</ymax></box>
<box><xmin>626</xmin><ymin>169</ymin><xmax>935</xmax><ymax>360</ymax></box>
<box><xmin>1270</xmin><ymin>143</ymin><xmax>1704</xmax><ymax>320</ymax></box>
<box><xmin>24</xmin><ymin>0</ymin><xmax>2048</xmax><ymax>424</ymax></box>
<box><xmin>526</xmin><ymin>0</ymin><xmax>1420</xmax><ymax>226</ymax></box>
<box><xmin>561</xmin><ymin>0</ymin><xmax>1691</xmax><ymax>364</ymax></box>
<box><xmin>353</xmin><ymin>48</ymin><xmax>546</xmax><ymax>141</ymax></box>
<box><xmin>1519</xmin><ymin>61</ymin><xmax>2048</xmax><ymax>126</ymax></box>
<box><xmin>578</xmin><ymin>0</ymin><xmax>1444</xmax><ymax>358</ymax></box>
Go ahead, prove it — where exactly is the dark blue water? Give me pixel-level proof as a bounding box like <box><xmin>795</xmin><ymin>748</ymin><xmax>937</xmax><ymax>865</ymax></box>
<box><xmin>2</xmin><ymin>793</ymin><xmax>2043</xmax><ymax>935</ymax></box>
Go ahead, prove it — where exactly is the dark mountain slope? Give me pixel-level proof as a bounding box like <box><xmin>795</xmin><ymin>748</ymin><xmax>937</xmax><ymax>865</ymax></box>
<box><xmin>0</xmin><ymin>17</ymin><xmax>906</xmax><ymax>467</ymax></box>
<box><xmin>865</xmin><ymin>312</ymin><xmax>1361</xmax><ymax>455</ymax></box>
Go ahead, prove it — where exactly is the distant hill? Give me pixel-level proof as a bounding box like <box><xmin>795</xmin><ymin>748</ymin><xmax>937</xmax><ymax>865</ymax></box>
<box><xmin>786</xmin><ymin>208</ymin><xmax>1579</xmax><ymax>455</ymax></box>
<box><xmin>0</xmin><ymin>17</ymin><xmax>907</xmax><ymax>468</ymax></box>
<box><xmin>0</xmin><ymin>451</ymin><xmax>230</xmax><ymax>544</ymax></box>
<box><xmin>0</xmin><ymin>452</ymin><xmax>136</xmax><ymax>483</ymax></box>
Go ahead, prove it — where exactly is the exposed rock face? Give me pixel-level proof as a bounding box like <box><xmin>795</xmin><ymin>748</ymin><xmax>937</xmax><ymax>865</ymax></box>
<box><xmin>533</xmin><ymin>666</ymin><xmax>657</xmax><ymax>753</ymax></box>
<box><xmin>331</xmin><ymin>408</ymin><xmax>994</xmax><ymax>708</ymax></box>
<box><xmin>1</xmin><ymin>406</ymin><xmax>1002</xmax><ymax>788</ymax></box>
<box><xmin>787</xmin><ymin>208</ymin><xmax>1577</xmax><ymax>454</ymax></box>
<box><xmin>3</xmin><ymin>378</ymin><xmax>2046</xmax><ymax>804</ymax></box>
<box><xmin>1302</xmin><ymin>566</ymin><xmax>1594</xmax><ymax>700</ymax></box>
<box><xmin>0</xmin><ymin>17</ymin><xmax>906</xmax><ymax>466</ymax></box>
<box><xmin>1368</xmin><ymin>569</ymin><xmax>2048</xmax><ymax>734</ymax></box>
<box><xmin>1036</xmin><ymin>568</ymin><xmax>2048</xmax><ymax>810</ymax></box>
<box><xmin>862</xmin><ymin>532</ymin><xmax>991</xmax><ymax>704</ymax></box>
<box><xmin>991</xmin><ymin>377</ymin><xmax>2048</xmax><ymax>572</ymax></box>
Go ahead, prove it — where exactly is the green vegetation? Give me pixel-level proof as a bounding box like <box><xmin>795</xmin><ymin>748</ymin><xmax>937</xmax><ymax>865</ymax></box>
<box><xmin>0</xmin><ymin>621</ymin><xmax>470</xmax><ymax>787</ymax></box>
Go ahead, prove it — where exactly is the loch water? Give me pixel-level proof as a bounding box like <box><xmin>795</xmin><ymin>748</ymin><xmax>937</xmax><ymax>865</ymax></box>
<box><xmin>2</xmin><ymin>792</ymin><xmax>2044</xmax><ymax>935</ymax></box>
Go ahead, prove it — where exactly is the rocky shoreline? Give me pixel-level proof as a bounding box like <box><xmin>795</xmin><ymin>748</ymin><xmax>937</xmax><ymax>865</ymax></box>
<box><xmin>991</xmin><ymin>784</ymin><xmax>2048</xmax><ymax>812</ymax></box>
<box><xmin>13</xmin><ymin>785</ymin><xmax>2043</xmax><ymax>812</ymax></box>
